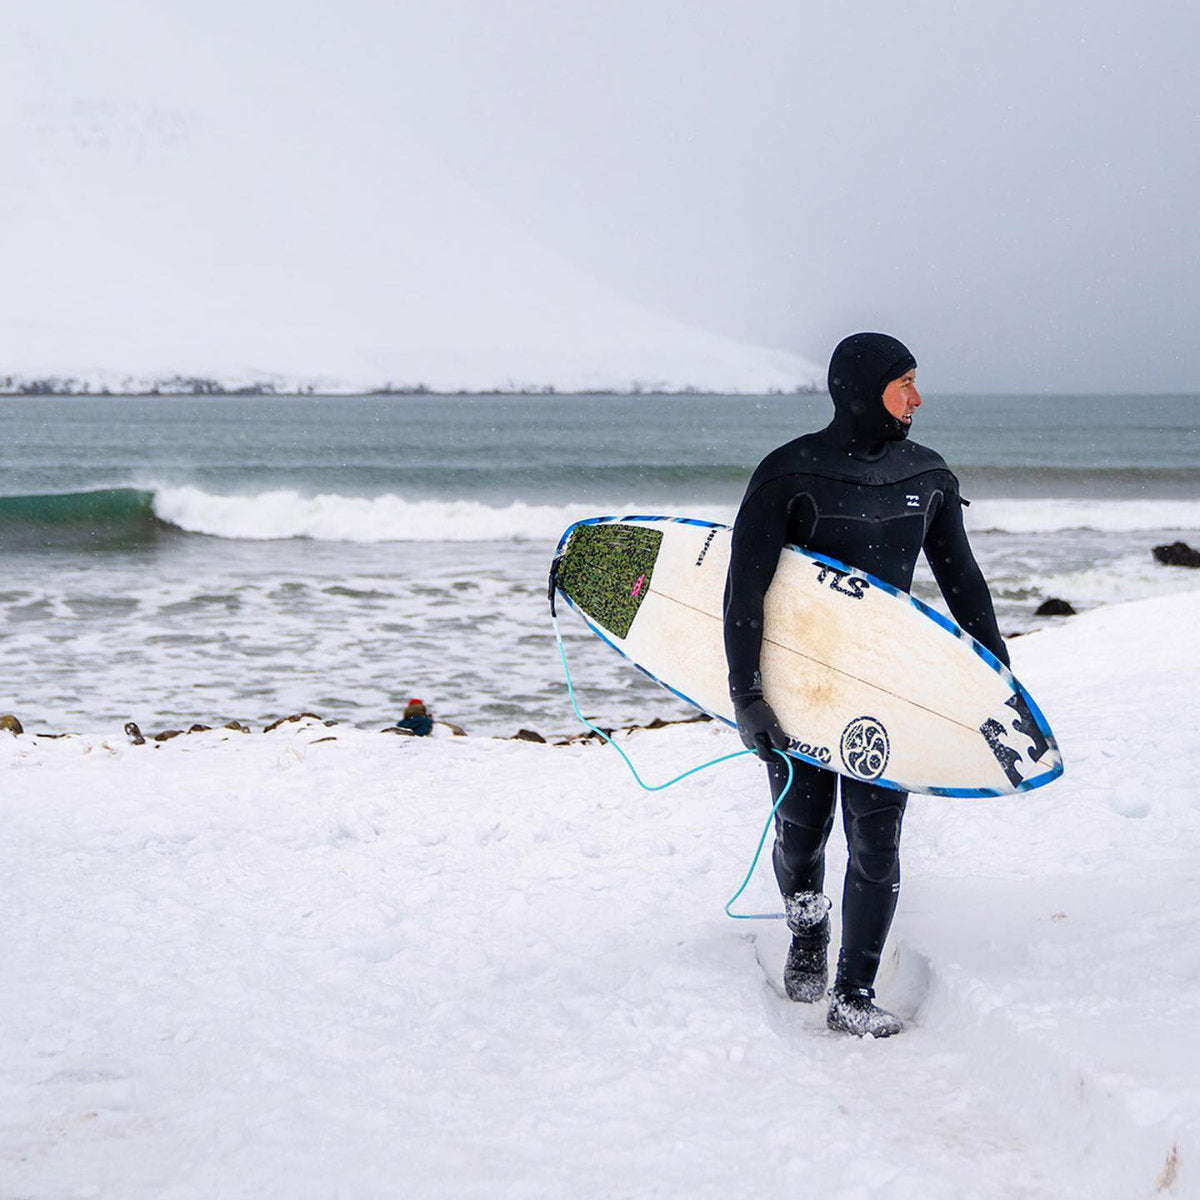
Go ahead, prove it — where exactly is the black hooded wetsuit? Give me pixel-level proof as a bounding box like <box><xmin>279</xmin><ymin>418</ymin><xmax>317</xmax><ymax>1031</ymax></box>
<box><xmin>723</xmin><ymin>333</ymin><xmax>1007</xmax><ymax>991</ymax></box>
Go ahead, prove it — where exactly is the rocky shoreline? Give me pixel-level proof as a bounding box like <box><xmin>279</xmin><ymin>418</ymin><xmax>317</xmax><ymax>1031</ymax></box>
<box><xmin>0</xmin><ymin>709</ymin><xmax>715</xmax><ymax>747</ymax></box>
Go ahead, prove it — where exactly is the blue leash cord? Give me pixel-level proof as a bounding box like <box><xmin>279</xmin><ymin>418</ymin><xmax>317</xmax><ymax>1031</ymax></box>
<box><xmin>551</xmin><ymin>607</ymin><xmax>790</xmax><ymax>921</ymax></box>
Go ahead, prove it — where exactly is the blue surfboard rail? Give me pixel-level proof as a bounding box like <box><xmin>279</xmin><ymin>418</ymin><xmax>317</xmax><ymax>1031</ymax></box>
<box><xmin>551</xmin><ymin>515</ymin><xmax>1064</xmax><ymax>798</ymax></box>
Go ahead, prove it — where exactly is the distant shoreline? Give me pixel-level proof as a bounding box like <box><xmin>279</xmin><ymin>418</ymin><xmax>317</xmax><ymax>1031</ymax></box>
<box><xmin>0</xmin><ymin>380</ymin><xmax>820</xmax><ymax>399</ymax></box>
<box><xmin>4</xmin><ymin>380</ymin><xmax>1197</xmax><ymax>400</ymax></box>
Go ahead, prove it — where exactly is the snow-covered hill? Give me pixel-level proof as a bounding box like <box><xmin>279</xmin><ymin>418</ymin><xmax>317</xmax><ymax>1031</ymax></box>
<box><xmin>2</xmin><ymin>590</ymin><xmax>1198</xmax><ymax>1197</ymax></box>
<box><xmin>0</xmin><ymin>95</ymin><xmax>820</xmax><ymax>395</ymax></box>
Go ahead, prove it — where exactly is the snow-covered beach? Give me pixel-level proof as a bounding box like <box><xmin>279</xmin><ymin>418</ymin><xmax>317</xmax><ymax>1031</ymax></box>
<box><xmin>3</xmin><ymin>588</ymin><xmax>1197</xmax><ymax>1199</ymax></box>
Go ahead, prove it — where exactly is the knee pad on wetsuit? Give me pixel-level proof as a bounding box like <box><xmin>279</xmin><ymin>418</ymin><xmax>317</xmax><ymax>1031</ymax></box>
<box><xmin>843</xmin><ymin>792</ymin><xmax>906</xmax><ymax>887</ymax></box>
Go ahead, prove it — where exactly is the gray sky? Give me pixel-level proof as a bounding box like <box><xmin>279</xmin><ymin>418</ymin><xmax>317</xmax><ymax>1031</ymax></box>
<box><xmin>8</xmin><ymin>0</ymin><xmax>1200</xmax><ymax>392</ymax></box>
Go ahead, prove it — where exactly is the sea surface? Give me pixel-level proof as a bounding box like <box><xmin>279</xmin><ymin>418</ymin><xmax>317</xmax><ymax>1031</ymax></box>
<box><xmin>1</xmin><ymin>393</ymin><xmax>1198</xmax><ymax>737</ymax></box>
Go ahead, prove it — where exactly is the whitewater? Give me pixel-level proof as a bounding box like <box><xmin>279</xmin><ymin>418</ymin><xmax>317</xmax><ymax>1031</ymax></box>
<box><xmin>147</xmin><ymin>485</ymin><xmax>1200</xmax><ymax>543</ymax></box>
<box><xmin>2</xmin><ymin>589</ymin><xmax>1197</xmax><ymax>1198</ymax></box>
<box><xmin>5</xmin><ymin>482</ymin><xmax>1200</xmax><ymax>544</ymax></box>
<box><xmin>2</xmin><ymin>480</ymin><xmax>1199</xmax><ymax>741</ymax></box>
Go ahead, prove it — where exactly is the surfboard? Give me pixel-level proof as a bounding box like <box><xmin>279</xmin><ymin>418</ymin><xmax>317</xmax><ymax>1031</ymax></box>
<box><xmin>551</xmin><ymin>515</ymin><xmax>1063</xmax><ymax>797</ymax></box>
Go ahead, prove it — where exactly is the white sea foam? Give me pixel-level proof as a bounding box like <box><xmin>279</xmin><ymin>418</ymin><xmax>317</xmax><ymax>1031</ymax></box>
<box><xmin>153</xmin><ymin>487</ymin><xmax>596</xmax><ymax>543</ymax></box>
<box><xmin>1029</xmin><ymin>553</ymin><xmax>1200</xmax><ymax>607</ymax></box>
<box><xmin>151</xmin><ymin>486</ymin><xmax>733</xmax><ymax>543</ymax></box>
<box><xmin>151</xmin><ymin>486</ymin><xmax>1200</xmax><ymax>543</ymax></box>
<box><xmin>968</xmin><ymin>497</ymin><xmax>1200</xmax><ymax>534</ymax></box>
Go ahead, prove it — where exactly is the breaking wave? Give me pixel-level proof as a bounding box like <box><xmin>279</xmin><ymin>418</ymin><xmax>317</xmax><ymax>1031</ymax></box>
<box><xmin>1</xmin><ymin>486</ymin><xmax>1196</xmax><ymax>547</ymax></box>
<box><xmin>142</xmin><ymin>489</ymin><xmax>1200</xmax><ymax>542</ymax></box>
<box><xmin>0</xmin><ymin>487</ymin><xmax>169</xmax><ymax>548</ymax></box>
<box><xmin>150</xmin><ymin>486</ymin><xmax>660</xmax><ymax>542</ymax></box>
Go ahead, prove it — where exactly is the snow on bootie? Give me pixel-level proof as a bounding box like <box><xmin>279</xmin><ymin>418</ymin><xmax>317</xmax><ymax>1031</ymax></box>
<box><xmin>826</xmin><ymin>985</ymin><xmax>904</xmax><ymax>1038</ymax></box>
<box><xmin>782</xmin><ymin>891</ymin><xmax>831</xmax><ymax>1003</ymax></box>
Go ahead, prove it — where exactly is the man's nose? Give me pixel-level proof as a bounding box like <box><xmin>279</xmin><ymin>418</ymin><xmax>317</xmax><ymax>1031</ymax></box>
<box><xmin>910</xmin><ymin>389</ymin><xmax>922</xmax><ymax>408</ymax></box>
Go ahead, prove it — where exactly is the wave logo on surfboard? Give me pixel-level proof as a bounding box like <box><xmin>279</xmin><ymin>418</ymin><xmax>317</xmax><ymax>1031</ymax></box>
<box><xmin>840</xmin><ymin>716</ymin><xmax>891</xmax><ymax>780</ymax></box>
<box><xmin>978</xmin><ymin>692</ymin><xmax>1053</xmax><ymax>788</ymax></box>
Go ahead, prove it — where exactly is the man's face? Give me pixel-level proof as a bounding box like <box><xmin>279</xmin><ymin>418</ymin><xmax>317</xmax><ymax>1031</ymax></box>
<box><xmin>882</xmin><ymin>370</ymin><xmax>921</xmax><ymax>426</ymax></box>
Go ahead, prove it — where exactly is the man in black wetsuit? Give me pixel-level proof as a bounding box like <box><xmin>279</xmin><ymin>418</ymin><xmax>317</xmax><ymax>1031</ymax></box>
<box><xmin>724</xmin><ymin>332</ymin><xmax>1008</xmax><ymax>1038</ymax></box>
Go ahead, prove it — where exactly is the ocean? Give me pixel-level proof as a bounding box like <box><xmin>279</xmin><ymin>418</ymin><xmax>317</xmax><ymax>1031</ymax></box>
<box><xmin>1</xmin><ymin>393</ymin><xmax>1197</xmax><ymax>738</ymax></box>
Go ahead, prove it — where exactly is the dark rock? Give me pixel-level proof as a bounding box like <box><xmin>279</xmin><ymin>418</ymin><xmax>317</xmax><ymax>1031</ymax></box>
<box><xmin>1153</xmin><ymin>541</ymin><xmax>1200</xmax><ymax>568</ymax></box>
<box><xmin>512</xmin><ymin>728</ymin><xmax>547</xmax><ymax>743</ymax></box>
<box><xmin>124</xmin><ymin>721</ymin><xmax>145</xmax><ymax>745</ymax></box>
<box><xmin>309</xmin><ymin>736</ymin><xmax>338</xmax><ymax>745</ymax></box>
<box><xmin>1035</xmin><ymin>597</ymin><xmax>1077</xmax><ymax>617</ymax></box>
<box><xmin>643</xmin><ymin>713</ymin><xmax>713</xmax><ymax>730</ymax></box>
<box><xmin>153</xmin><ymin>730</ymin><xmax>183</xmax><ymax>742</ymax></box>
<box><xmin>264</xmin><ymin>712</ymin><xmax>324</xmax><ymax>733</ymax></box>
<box><xmin>0</xmin><ymin>714</ymin><xmax>23</xmax><ymax>735</ymax></box>
<box><xmin>224</xmin><ymin>721</ymin><xmax>251</xmax><ymax>733</ymax></box>
<box><xmin>555</xmin><ymin>712</ymin><xmax>715</xmax><ymax>744</ymax></box>
<box><xmin>187</xmin><ymin>724</ymin><xmax>212</xmax><ymax>734</ymax></box>
<box><xmin>555</xmin><ymin>728</ymin><xmax>615</xmax><ymax>745</ymax></box>
<box><xmin>380</xmin><ymin>725</ymin><xmax>415</xmax><ymax>736</ymax></box>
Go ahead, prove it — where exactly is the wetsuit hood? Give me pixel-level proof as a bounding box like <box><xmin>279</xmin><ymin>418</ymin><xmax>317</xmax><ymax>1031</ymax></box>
<box><xmin>826</xmin><ymin>332</ymin><xmax>917</xmax><ymax>452</ymax></box>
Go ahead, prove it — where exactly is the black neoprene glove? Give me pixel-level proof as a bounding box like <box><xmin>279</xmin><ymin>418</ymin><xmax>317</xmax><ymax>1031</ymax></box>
<box><xmin>733</xmin><ymin>696</ymin><xmax>788</xmax><ymax>762</ymax></box>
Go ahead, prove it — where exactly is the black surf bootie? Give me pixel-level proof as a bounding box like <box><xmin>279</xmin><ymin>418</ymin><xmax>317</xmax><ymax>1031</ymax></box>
<box><xmin>826</xmin><ymin>984</ymin><xmax>904</xmax><ymax>1038</ymax></box>
<box><xmin>782</xmin><ymin>891</ymin><xmax>832</xmax><ymax>1002</ymax></box>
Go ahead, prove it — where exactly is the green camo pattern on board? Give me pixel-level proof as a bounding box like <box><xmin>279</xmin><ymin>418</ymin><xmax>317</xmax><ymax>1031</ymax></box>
<box><xmin>558</xmin><ymin>523</ymin><xmax>663</xmax><ymax>640</ymax></box>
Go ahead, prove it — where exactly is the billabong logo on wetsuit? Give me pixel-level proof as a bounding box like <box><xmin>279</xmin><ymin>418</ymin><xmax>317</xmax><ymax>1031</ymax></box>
<box><xmin>979</xmin><ymin>691</ymin><xmax>1054</xmax><ymax>787</ymax></box>
<box><xmin>813</xmin><ymin>563</ymin><xmax>870</xmax><ymax>599</ymax></box>
<box><xmin>840</xmin><ymin>716</ymin><xmax>890</xmax><ymax>779</ymax></box>
<box><xmin>788</xmin><ymin>736</ymin><xmax>832</xmax><ymax>765</ymax></box>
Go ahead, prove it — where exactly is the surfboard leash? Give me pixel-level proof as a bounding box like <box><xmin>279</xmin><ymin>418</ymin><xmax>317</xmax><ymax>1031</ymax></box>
<box><xmin>548</xmin><ymin>560</ymin><xmax>787</xmax><ymax>920</ymax></box>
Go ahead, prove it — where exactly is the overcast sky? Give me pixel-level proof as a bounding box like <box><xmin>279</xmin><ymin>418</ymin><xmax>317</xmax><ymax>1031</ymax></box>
<box><xmin>7</xmin><ymin>0</ymin><xmax>1199</xmax><ymax>392</ymax></box>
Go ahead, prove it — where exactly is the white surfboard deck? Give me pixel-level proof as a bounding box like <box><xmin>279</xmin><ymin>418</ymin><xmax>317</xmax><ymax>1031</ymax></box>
<box><xmin>552</xmin><ymin>515</ymin><xmax>1062</xmax><ymax>797</ymax></box>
